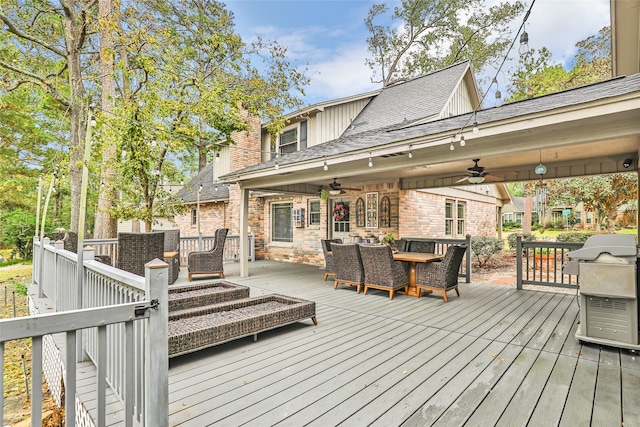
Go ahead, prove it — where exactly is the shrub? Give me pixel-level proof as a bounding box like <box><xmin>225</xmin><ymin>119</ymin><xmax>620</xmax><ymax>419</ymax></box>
<box><xmin>470</xmin><ymin>236</ymin><xmax>504</xmax><ymax>268</ymax></box>
<box><xmin>556</xmin><ymin>232</ymin><xmax>596</xmax><ymax>243</ymax></box>
<box><xmin>0</xmin><ymin>210</ymin><xmax>38</xmax><ymax>259</ymax></box>
<box><xmin>501</xmin><ymin>221</ymin><xmax>521</xmax><ymax>231</ymax></box>
<box><xmin>507</xmin><ymin>232</ymin><xmax>536</xmax><ymax>250</ymax></box>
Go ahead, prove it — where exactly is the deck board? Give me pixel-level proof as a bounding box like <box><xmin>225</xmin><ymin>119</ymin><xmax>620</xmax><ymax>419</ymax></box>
<box><xmin>43</xmin><ymin>260</ymin><xmax>640</xmax><ymax>426</ymax></box>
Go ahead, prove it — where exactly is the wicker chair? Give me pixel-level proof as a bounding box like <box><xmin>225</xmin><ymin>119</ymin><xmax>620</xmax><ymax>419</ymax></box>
<box><xmin>332</xmin><ymin>243</ymin><xmax>365</xmax><ymax>294</ymax></box>
<box><xmin>155</xmin><ymin>229</ymin><xmax>180</xmax><ymax>253</ymax></box>
<box><xmin>52</xmin><ymin>230</ymin><xmax>112</xmax><ymax>265</ymax></box>
<box><xmin>408</xmin><ymin>240</ymin><xmax>436</xmax><ymax>253</ymax></box>
<box><xmin>359</xmin><ymin>244</ymin><xmax>409</xmax><ymax>300</ymax></box>
<box><xmin>117</xmin><ymin>232</ymin><xmax>165</xmax><ymax>277</ymax></box>
<box><xmin>188</xmin><ymin>228</ymin><xmax>228</xmax><ymax>281</ymax></box>
<box><xmin>415</xmin><ymin>244</ymin><xmax>467</xmax><ymax>302</ymax></box>
<box><xmin>321</xmin><ymin>238</ymin><xmax>342</xmax><ymax>281</ymax></box>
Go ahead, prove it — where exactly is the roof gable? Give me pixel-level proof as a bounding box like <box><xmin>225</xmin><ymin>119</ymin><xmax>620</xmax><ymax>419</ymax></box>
<box><xmin>342</xmin><ymin>61</ymin><xmax>476</xmax><ymax>137</ymax></box>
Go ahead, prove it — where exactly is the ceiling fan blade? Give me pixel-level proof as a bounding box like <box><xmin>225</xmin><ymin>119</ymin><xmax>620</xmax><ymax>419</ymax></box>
<box><xmin>455</xmin><ymin>176</ymin><xmax>470</xmax><ymax>183</ymax></box>
<box><xmin>490</xmin><ymin>170</ymin><xmax>518</xmax><ymax>176</ymax></box>
<box><xmin>483</xmin><ymin>174</ymin><xmax>504</xmax><ymax>182</ymax></box>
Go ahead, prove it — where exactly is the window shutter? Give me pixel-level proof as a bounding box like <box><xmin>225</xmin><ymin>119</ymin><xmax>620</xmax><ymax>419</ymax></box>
<box><xmin>299</xmin><ymin>120</ymin><xmax>307</xmax><ymax>150</ymax></box>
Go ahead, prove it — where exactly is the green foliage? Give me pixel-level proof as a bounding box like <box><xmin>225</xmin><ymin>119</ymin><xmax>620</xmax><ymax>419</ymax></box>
<box><xmin>0</xmin><ymin>210</ymin><xmax>40</xmax><ymax>260</ymax></box>
<box><xmin>507</xmin><ymin>232</ymin><xmax>535</xmax><ymax>250</ymax></box>
<box><xmin>470</xmin><ymin>236</ymin><xmax>504</xmax><ymax>268</ymax></box>
<box><xmin>502</xmin><ymin>221</ymin><xmax>522</xmax><ymax>231</ymax></box>
<box><xmin>508</xmin><ymin>26</ymin><xmax>611</xmax><ymax>102</ymax></box>
<box><xmin>10</xmin><ymin>278</ymin><xmax>28</xmax><ymax>296</ymax></box>
<box><xmin>365</xmin><ymin>0</ymin><xmax>525</xmax><ymax>86</ymax></box>
<box><xmin>556</xmin><ymin>232</ymin><xmax>596</xmax><ymax>243</ymax></box>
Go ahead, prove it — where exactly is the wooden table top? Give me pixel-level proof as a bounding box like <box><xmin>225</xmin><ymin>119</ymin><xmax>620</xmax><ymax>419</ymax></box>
<box><xmin>392</xmin><ymin>252</ymin><xmax>443</xmax><ymax>263</ymax></box>
<box><xmin>164</xmin><ymin>251</ymin><xmax>179</xmax><ymax>258</ymax></box>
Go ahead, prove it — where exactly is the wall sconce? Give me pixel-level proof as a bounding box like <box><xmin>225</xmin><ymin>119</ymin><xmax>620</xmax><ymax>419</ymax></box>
<box><xmin>623</xmin><ymin>158</ymin><xmax>632</xmax><ymax>168</ymax></box>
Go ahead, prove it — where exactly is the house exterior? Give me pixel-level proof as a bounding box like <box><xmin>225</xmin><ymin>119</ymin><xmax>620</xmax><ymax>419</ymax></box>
<box><xmin>174</xmin><ymin>62</ymin><xmax>510</xmax><ymax>265</ymax></box>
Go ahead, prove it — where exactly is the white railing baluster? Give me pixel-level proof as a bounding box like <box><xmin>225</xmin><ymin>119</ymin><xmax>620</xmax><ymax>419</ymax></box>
<box><xmin>31</xmin><ymin>336</ymin><xmax>43</xmax><ymax>426</ymax></box>
<box><xmin>1</xmin><ymin>341</ymin><xmax>4</xmax><ymax>423</ymax></box>
<box><xmin>97</xmin><ymin>325</ymin><xmax>106</xmax><ymax>426</ymax></box>
<box><xmin>125</xmin><ymin>320</ymin><xmax>134</xmax><ymax>427</ymax></box>
<box><xmin>66</xmin><ymin>330</ymin><xmax>77</xmax><ymax>426</ymax></box>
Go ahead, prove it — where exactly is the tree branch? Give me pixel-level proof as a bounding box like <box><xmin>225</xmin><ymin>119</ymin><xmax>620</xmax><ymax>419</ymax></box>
<box><xmin>0</xmin><ymin>59</ymin><xmax>70</xmax><ymax>106</ymax></box>
<box><xmin>0</xmin><ymin>11</ymin><xmax>67</xmax><ymax>57</ymax></box>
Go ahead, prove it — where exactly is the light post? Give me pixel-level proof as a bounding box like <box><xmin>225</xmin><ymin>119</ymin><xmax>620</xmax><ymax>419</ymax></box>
<box><xmin>197</xmin><ymin>184</ymin><xmax>203</xmax><ymax>250</ymax></box>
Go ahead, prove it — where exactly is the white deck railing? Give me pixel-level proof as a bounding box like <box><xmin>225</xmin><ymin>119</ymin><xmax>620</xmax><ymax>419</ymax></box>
<box><xmin>83</xmin><ymin>233</ymin><xmax>255</xmax><ymax>267</ymax></box>
<box><xmin>1</xmin><ymin>237</ymin><xmax>169</xmax><ymax>426</ymax></box>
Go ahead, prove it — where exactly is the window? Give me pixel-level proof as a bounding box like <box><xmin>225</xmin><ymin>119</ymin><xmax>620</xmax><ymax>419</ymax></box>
<box><xmin>457</xmin><ymin>202</ymin><xmax>466</xmax><ymax>236</ymax></box>
<box><xmin>445</xmin><ymin>200</ymin><xmax>454</xmax><ymax>236</ymax></box>
<box><xmin>308</xmin><ymin>200</ymin><xmax>321</xmax><ymax>226</ymax></box>
<box><xmin>586</xmin><ymin>212</ymin><xmax>593</xmax><ymax>224</ymax></box>
<box><xmin>191</xmin><ymin>208</ymin><xmax>197</xmax><ymax>226</ymax></box>
<box><xmin>279</xmin><ymin>128</ymin><xmax>297</xmax><ymax>154</ymax></box>
<box><xmin>271</xmin><ymin>202</ymin><xmax>293</xmax><ymax>242</ymax></box>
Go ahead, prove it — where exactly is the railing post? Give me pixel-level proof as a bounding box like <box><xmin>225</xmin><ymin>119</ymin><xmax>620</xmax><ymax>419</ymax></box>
<box><xmin>77</xmin><ymin>246</ymin><xmax>95</xmax><ymax>362</ymax></box>
<box><xmin>465</xmin><ymin>234</ymin><xmax>471</xmax><ymax>283</ymax></box>
<box><xmin>516</xmin><ymin>235</ymin><xmax>523</xmax><ymax>290</ymax></box>
<box><xmin>144</xmin><ymin>259</ymin><xmax>169</xmax><ymax>427</ymax></box>
<box><xmin>38</xmin><ymin>237</ymin><xmax>50</xmax><ymax>298</ymax></box>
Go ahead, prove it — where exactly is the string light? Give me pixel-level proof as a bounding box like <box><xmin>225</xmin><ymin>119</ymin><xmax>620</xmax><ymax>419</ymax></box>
<box><xmin>408</xmin><ymin>145</ymin><xmax>413</xmax><ymax>158</ymax></box>
<box><xmin>459</xmin><ymin>135</ymin><xmax>466</xmax><ymax>147</ymax></box>
<box><xmin>450</xmin><ymin>1</ymin><xmax>535</xmax><ymax>147</ymax></box>
<box><xmin>275</xmin><ymin>159</ymin><xmax>279</xmax><ymax>170</ymax></box>
<box><xmin>450</xmin><ymin>135</ymin><xmax>455</xmax><ymax>151</ymax></box>
<box><xmin>368</xmin><ymin>153</ymin><xmax>373</xmax><ymax>167</ymax></box>
<box><xmin>90</xmin><ymin>115</ymin><xmax>97</xmax><ymax>127</ymax></box>
<box><xmin>215</xmin><ymin>152</ymin><xmax>221</xmax><ymax>162</ymax></box>
<box><xmin>323</xmin><ymin>157</ymin><xmax>328</xmax><ymax>171</ymax></box>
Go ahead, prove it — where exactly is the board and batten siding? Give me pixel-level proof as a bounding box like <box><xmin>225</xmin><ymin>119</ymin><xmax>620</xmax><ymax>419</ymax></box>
<box><xmin>309</xmin><ymin>98</ymin><xmax>372</xmax><ymax>147</ymax></box>
<box><xmin>441</xmin><ymin>79</ymin><xmax>476</xmax><ymax>118</ymax></box>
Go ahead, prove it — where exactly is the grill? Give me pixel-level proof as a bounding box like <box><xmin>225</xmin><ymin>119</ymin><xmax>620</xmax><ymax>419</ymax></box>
<box><xmin>564</xmin><ymin>234</ymin><xmax>639</xmax><ymax>349</ymax></box>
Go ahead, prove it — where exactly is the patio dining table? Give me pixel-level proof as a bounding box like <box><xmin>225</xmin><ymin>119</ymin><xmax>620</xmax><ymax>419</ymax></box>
<box><xmin>393</xmin><ymin>251</ymin><xmax>444</xmax><ymax>297</ymax></box>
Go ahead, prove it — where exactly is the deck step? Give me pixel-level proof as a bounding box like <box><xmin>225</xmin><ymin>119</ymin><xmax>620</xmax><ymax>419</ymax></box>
<box><xmin>168</xmin><ymin>280</ymin><xmax>249</xmax><ymax>312</ymax></box>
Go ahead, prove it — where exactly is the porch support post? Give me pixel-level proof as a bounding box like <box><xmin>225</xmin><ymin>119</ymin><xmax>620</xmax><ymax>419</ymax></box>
<box><xmin>516</xmin><ymin>235</ymin><xmax>523</xmax><ymax>290</ymax></box>
<box><xmin>465</xmin><ymin>234</ymin><xmax>471</xmax><ymax>283</ymax></box>
<box><xmin>240</xmin><ymin>186</ymin><xmax>249</xmax><ymax>277</ymax></box>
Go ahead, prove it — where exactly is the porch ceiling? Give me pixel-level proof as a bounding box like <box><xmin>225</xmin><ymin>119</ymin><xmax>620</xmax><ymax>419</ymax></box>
<box><xmin>235</xmin><ymin>88</ymin><xmax>640</xmax><ymax>195</ymax></box>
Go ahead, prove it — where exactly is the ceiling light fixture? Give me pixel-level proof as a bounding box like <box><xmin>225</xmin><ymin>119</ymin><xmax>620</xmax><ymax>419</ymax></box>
<box><xmin>329</xmin><ymin>189</ymin><xmax>341</xmax><ymax>195</ymax></box>
<box><xmin>535</xmin><ymin>150</ymin><xmax>547</xmax><ymax>176</ymax></box>
<box><xmin>468</xmin><ymin>176</ymin><xmax>485</xmax><ymax>184</ymax></box>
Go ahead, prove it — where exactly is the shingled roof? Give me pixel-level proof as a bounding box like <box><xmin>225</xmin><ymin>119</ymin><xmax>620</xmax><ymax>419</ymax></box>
<box><xmin>342</xmin><ymin>61</ymin><xmax>473</xmax><ymax>137</ymax></box>
<box><xmin>177</xmin><ymin>162</ymin><xmax>230</xmax><ymax>204</ymax></box>
<box><xmin>222</xmin><ymin>73</ymin><xmax>639</xmax><ymax>179</ymax></box>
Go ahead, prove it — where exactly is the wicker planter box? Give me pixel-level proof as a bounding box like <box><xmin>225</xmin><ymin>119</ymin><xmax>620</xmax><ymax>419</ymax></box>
<box><xmin>168</xmin><ymin>280</ymin><xmax>249</xmax><ymax>313</ymax></box>
<box><xmin>168</xmin><ymin>294</ymin><xmax>317</xmax><ymax>357</ymax></box>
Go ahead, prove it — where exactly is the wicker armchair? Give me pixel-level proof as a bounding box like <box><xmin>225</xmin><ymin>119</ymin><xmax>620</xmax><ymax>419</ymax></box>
<box><xmin>321</xmin><ymin>238</ymin><xmax>342</xmax><ymax>281</ymax></box>
<box><xmin>359</xmin><ymin>244</ymin><xmax>409</xmax><ymax>300</ymax></box>
<box><xmin>332</xmin><ymin>243</ymin><xmax>365</xmax><ymax>294</ymax></box>
<box><xmin>188</xmin><ymin>228</ymin><xmax>228</xmax><ymax>281</ymax></box>
<box><xmin>415</xmin><ymin>244</ymin><xmax>467</xmax><ymax>302</ymax></box>
<box><xmin>408</xmin><ymin>240</ymin><xmax>436</xmax><ymax>253</ymax></box>
<box><xmin>153</xmin><ymin>229</ymin><xmax>181</xmax><ymax>285</ymax></box>
<box><xmin>117</xmin><ymin>232</ymin><xmax>165</xmax><ymax>277</ymax></box>
<box><xmin>156</xmin><ymin>229</ymin><xmax>180</xmax><ymax>253</ymax></box>
<box><xmin>52</xmin><ymin>230</ymin><xmax>112</xmax><ymax>265</ymax></box>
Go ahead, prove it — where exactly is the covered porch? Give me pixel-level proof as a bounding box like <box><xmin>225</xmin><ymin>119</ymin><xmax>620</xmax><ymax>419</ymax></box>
<box><xmin>166</xmin><ymin>261</ymin><xmax>640</xmax><ymax>426</ymax></box>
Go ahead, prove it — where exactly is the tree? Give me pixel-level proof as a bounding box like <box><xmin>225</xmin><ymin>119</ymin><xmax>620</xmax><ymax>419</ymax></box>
<box><xmin>97</xmin><ymin>0</ymin><xmax>308</xmax><ymax>231</ymax></box>
<box><xmin>545</xmin><ymin>175</ymin><xmax>636</xmax><ymax>233</ymax></box>
<box><xmin>365</xmin><ymin>0</ymin><xmax>525</xmax><ymax>87</ymax></box>
<box><xmin>508</xmin><ymin>26</ymin><xmax>611</xmax><ymax>101</ymax></box>
<box><xmin>0</xmin><ymin>0</ymin><xmax>98</xmax><ymax>233</ymax></box>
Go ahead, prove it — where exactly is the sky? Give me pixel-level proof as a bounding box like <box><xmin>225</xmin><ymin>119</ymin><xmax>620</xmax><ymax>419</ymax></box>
<box><xmin>224</xmin><ymin>0</ymin><xmax>611</xmax><ymax>109</ymax></box>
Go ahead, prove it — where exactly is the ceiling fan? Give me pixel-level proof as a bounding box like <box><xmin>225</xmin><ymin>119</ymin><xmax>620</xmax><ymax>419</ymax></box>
<box><xmin>323</xmin><ymin>178</ymin><xmax>361</xmax><ymax>195</ymax></box>
<box><xmin>455</xmin><ymin>159</ymin><xmax>515</xmax><ymax>184</ymax></box>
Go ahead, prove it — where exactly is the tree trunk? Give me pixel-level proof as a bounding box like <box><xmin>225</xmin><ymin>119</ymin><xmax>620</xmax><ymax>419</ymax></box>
<box><xmin>63</xmin><ymin>1</ymin><xmax>87</xmax><ymax>233</ymax></box>
<box><xmin>94</xmin><ymin>0</ymin><xmax>118</xmax><ymax>238</ymax></box>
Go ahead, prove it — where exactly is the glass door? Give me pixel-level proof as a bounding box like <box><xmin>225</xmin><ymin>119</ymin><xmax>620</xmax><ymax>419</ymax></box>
<box><xmin>331</xmin><ymin>199</ymin><xmax>351</xmax><ymax>241</ymax></box>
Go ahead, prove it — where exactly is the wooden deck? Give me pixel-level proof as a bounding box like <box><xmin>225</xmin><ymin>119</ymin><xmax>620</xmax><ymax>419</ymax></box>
<box><xmin>167</xmin><ymin>261</ymin><xmax>640</xmax><ymax>426</ymax></box>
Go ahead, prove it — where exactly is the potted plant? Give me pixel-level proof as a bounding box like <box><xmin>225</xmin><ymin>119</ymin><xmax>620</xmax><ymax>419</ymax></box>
<box><xmin>382</xmin><ymin>232</ymin><xmax>396</xmax><ymax>250</ymax></box>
